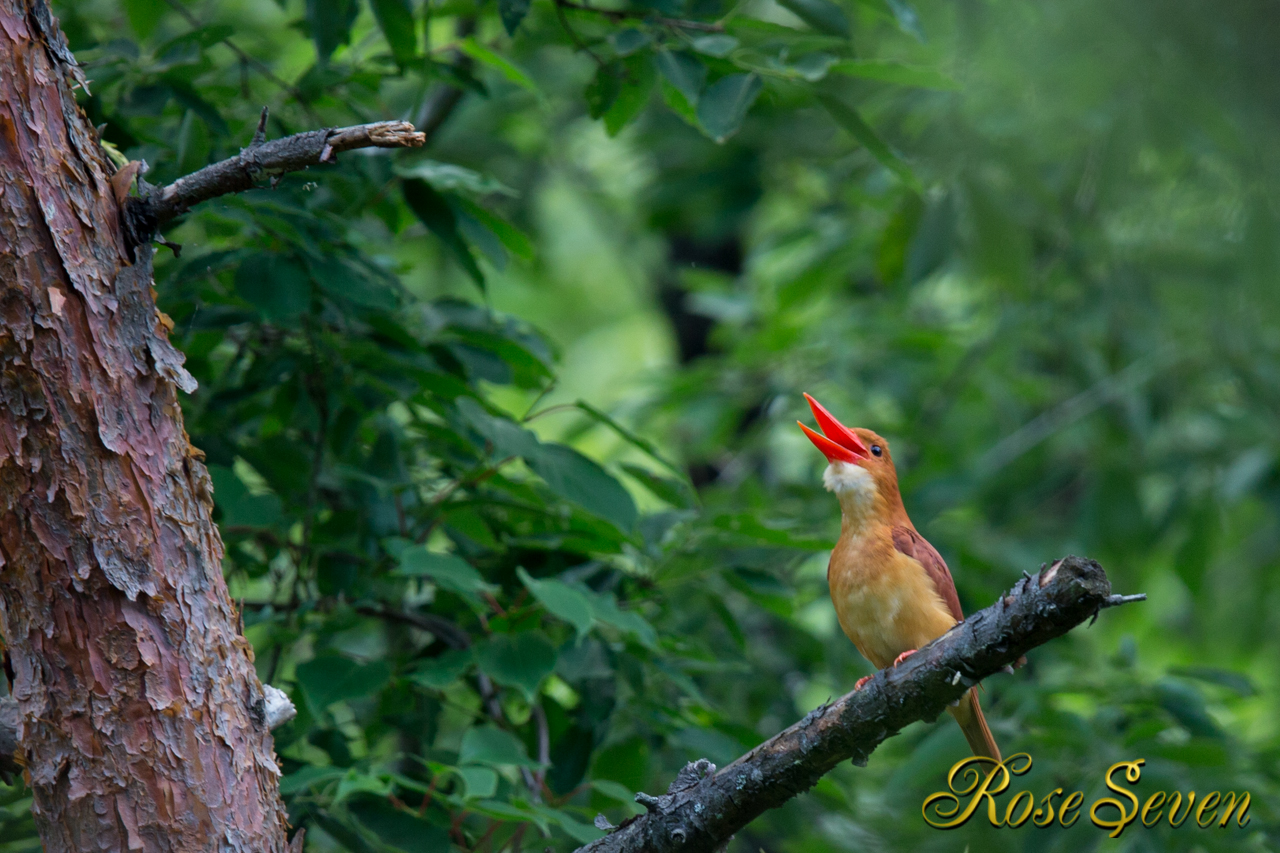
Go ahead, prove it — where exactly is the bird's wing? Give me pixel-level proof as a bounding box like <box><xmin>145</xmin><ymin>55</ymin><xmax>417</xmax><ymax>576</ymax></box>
<box><xmin>891</xmin><ymin>526</ymin><xmax>964</xmax><ymax>623</ymax></box>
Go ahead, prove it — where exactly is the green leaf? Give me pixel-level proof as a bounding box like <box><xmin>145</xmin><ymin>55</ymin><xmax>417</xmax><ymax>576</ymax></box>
<box><xmin>1155</xmin><ymin>679</ymin><xmax>1224</xmax><ymax>739</ymax></box>
<box><xmin>697</xmin><ymin>73</ymin><xmax>762</xmax><ymax>142</ymax></box>
<box><xmin>455</xmin><ymin>197</ymin><xmax>536</xmax><ymax>261</ymax></box>
<box><xmin>498</xmin><ymin>0</ymin><xmax>531</xmax><ymax>35</ymax></box>
<box><xmin>474</xmin><ymin>632</ymin><xmax>557</xmax><ymax>699</ymax></box>
<box><xmin>459</xmin><ymin>725</ymin><xmax>543</xmax><ymax>767</ymax></box>
<box><xmin>818</xmin><ymin>94</ymin><xmax>919</xmax><ymax>188</ymax></box>
<box><xmin>621</xmin><ymin>463</ymin><xmax>695</xmax><ymax>508</ymax></box>
<box><xmin>517</xmin><ymin>567</ymin><xmax>595</xmax><ymax>638</ymax></box>
<box><xmin>396</xmin><ymin>161</ymin><xmax>518</xmax><ymax>197</ymax></box>
<box><xmin>590</xmin><ymin>779</ymin><xmax>636</xmax><ymax>802</ymax></box>
<box><xmin>395</xmin><ymin>546</ymin><xmax>497</xmax><ymax>598</ymax></box>
<box><xmin>457</xmin><ymin>397</ymin><xmax>541</xmax><ymax>458</ymax></box>
<box><xmin>655</xmin><ymin>51</ymin><xmax>706</xmax><ymax>104</ymax></box>
<box><xmin>350</xmin><ymin>798</ymin><xmax>453</xmax><ymax>853</ymax></box>
<box><xmin>711</xmin><ymin>513</ymin><xmax>836</xmax><ymax>549</ymax></box>
<box><xmin>209</xmin><ymin>465</ymin><xmax>282</xmax><ymax>528</ymax></box>
<box><xmin>403</xmin><ymin>179</ymin><xmax>485</xmax><ymax>289</ymax></box>
<box><xmin>660</xmin><ymin>80</ymin><xmax>700</xmax><ymax>127</ymax></box>
<box><xmin>569</xmin><ymin>401</ymin><xmax>685</xmax><ymax>476</ymax></box>
<box><xmin>526</xmin><ymin>444</ymin><xmax>638</xmax><ymax>533</ymax></box>
<box><xmin>370</xmin><ymin>0</ymin><xmax>417</xmax><ymax>65</ymax></box>
<box><xmin>690</xmin><ymin>34</ymin><xmax>739</xmax><ymax>57</ymax></box>
<box><xmin>885</xmin><ymin>0</ymin><xmax>924</xmax><ymax>40</ymax></box>
<box><xmin>411</xmin><ymin>649</ymin><xmax>473</xmax><ymax>689</ymax></box>
<box><xmin>279</xmin><ymin>765</ymin><xmax>345</xmax><ymax>795</ymax></box>
<box><xmin>235</xmin><ymin>253</ymin><xmax>311</xmax><ymax>321</ymax></box>
<box><xmin>453</xmin><ymin>765</ymin><xmax>499</xmax><ymax>799</ymax></box>
<box><xmin>1169</xmin><ymin>666</ymin><xmax>1257</xmax><ymax>697</ymax></box>
<box><xmin>829</xmin><ymin>59</ymin><xmax>957</xmax><ymax>89</ymax></box>
<box><xmin>458</xmin><ymin>37</ymin><xmax>539</xmax><ymax>93</ymax></box>
<box><xmin>777</xmin><ymin>0</ymin><xmax>850</xmax><ymax>36</ymax></box>
<box><xmin>123</xmin><ymin>0</ymin><xmax>167</xmax><ymax>39</ymax></box>
<box><xmin>306</xmin><ymin>0</ymin><xmax>359</xmax><ymax>60</ymax></box>
<box><xmin>297</xmin><ymin>654</ymin><xmax>392</xmax><ymax>711</ymax></box>
<box><xmin>585</xmin><ymin>63</ymin><xmax>623</xmax><ymax>119</ymax></box>
<box><xmin>609</xmin><ymin>28</ymin><xmax>651</xmax><ymax>57</ymax></box>
<box><xmin>605</xmin><ymin>54</ymin><xmax>656</xmax><ymax>137</ymax></box>
<box><xmin>533</xmin><ymin>805</ymin><xmax>606</xmax><ymax>844</ymax></box>
<box><xmin>584</xmin><ymin>591</ymin><xmax>657</xmax><ymax>649</ymax></box>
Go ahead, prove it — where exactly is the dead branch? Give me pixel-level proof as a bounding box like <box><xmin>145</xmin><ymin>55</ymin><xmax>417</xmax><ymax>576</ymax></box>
<box><xmin>121</xmin><ymin>116</ymin><xmax>424</xmax><ymax>254</ymax></box>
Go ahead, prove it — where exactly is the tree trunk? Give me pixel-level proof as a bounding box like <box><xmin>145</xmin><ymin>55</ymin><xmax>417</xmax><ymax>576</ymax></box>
<box><xmin>0</xmin><ymin>1</ymin><xmax>290</xmax><ymax>850</ymax></box>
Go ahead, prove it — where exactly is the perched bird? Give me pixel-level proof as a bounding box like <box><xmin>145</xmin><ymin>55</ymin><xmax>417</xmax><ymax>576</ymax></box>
<box><xmin>798</xmin><ymin>393</ymin><xmax>1001</xmax><ymax>761</ymax></box>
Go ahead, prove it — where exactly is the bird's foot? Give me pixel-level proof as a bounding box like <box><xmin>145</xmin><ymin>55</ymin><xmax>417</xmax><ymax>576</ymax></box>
<box><xmin>892</xmin><ymin>649</ymin><xmax>917</xmax><ymax>667</ymax></box>
<box><xmin>854</xmin><ymin>675</ymin><xmax>873</xmax><ymax>691</ymax></box>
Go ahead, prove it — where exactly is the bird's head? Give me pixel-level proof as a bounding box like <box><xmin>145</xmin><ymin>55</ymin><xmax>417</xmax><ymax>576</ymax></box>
<box><xmin>797</xmin><ymin>393</ymin><xmax>901</xmax><ymax>517</ymax></box>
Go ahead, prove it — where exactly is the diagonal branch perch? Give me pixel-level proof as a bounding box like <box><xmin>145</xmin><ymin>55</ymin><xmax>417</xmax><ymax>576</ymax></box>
<box><xmin>576</xmin><ymin>555</ymin><xmax>1142</xmax><ymax>853</ymax></box>
<box><xmin>121</xmin><ymin>116</ymin><xmax>425</xmax><ymax>253</ymax></box>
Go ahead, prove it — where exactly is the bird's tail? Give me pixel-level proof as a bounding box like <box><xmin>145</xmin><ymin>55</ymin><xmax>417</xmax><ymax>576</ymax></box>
<box><xmin>947</xmin><ymin>687</ymin><xmax>1001</xmax><ymax>762</ymax></box>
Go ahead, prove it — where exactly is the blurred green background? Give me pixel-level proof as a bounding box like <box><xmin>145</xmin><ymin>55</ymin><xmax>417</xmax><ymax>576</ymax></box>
<box><xmin>2</xmin><ymin>0</ymin><xmax>1278</xmax><ymax>850</ymax></box>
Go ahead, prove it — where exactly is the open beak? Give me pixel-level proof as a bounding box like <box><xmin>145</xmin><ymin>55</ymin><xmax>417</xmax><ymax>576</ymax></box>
<box><xmin>797</xmin><ymin>393</ymin><xmax>870</xmax><ymax>464</ymax></box>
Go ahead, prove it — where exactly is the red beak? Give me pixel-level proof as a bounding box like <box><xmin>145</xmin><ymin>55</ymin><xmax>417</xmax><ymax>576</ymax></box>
<box><xmin>798</xmin><ymin>393</ymin><xmax>870</xmax><ymax>464</ymax></box>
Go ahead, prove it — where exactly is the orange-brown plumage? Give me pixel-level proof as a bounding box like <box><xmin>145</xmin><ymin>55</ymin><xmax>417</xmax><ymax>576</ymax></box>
<box><xmin>800</xmin><ymin>394</ymin><xmax>1000</xmax><ymax>761</ymax></box>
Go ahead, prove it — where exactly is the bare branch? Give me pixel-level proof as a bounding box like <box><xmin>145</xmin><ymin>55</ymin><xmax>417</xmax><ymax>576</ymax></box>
<box><xmin>122</xmin><ymin>120</ymin><xmax>425</xmax><ymax>253</ymax></box>
<box><xmin>575</xmin><ymin>556</ymin><xmax>1141</xmax><ymax>853</ymax></box>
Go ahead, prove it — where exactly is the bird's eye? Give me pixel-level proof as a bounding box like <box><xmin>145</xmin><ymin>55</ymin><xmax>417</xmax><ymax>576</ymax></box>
<box><xmin>871</xmin><ymin>445</ymin><xmax>883</xmax><ymax>457</ymax></box>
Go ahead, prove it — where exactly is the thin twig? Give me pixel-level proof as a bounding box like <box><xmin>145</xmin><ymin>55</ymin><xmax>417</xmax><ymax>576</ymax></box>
<box><xmin>355</xmin><ymin>604</ymin><xmax>472</xmax><ymax>650</ymax></box>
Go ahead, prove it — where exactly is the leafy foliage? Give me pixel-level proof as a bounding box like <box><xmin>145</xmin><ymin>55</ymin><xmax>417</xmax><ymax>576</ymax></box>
<box><xmin>3</xmin><ymin>0</ymin><xmax>1278</xmax><ymax>851</ymax></box>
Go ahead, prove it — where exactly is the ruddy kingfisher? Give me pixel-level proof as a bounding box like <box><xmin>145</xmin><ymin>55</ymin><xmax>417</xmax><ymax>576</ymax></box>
<box><xmin>798</xmin><ymin>393</ymin><xmax>1000</xmax><ymax>760</ymax></box>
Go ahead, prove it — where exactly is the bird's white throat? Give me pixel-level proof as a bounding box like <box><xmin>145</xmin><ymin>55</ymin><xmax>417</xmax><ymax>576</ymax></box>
<box><xmin>823</xmin><ymin>462</ymin><xmax>875</xmax><ymax>502</ymax></box>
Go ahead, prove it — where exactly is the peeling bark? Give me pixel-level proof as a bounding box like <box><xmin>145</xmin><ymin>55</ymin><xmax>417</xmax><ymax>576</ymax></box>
<box><xmin>0</xmin><ymin>1</ymin><xmax>291</xmax><ymax>849</ymax></box>
<box><xmin>577</xmin><ymin>557</ymin><xmax>1143</xmax><ymax>853</ymax></box>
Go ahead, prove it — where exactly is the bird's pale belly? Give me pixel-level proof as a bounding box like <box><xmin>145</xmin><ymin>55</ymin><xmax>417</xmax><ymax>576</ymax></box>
<box><xmin>830</xmin><ymin>553</ymin><xmax>957</xmax><ymax>670</ymax></box>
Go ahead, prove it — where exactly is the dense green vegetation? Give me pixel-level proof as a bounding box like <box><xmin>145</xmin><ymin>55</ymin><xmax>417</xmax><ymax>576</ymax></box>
<box><xmin>2</xmin><ymin>0</ymin><xmax>1278</xmax><ymax>850</ymax></box>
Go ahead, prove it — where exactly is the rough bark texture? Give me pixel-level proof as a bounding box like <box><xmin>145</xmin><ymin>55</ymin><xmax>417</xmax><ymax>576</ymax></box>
<box><xmin>578</xmin><ymin>556</ymin><xmax>1143</xmax><ymax>853</ymax></box>
<box><xmin>0</xmin><ymin>1</ymin><xmax>291</xmax><ymax>850</ymax></box>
